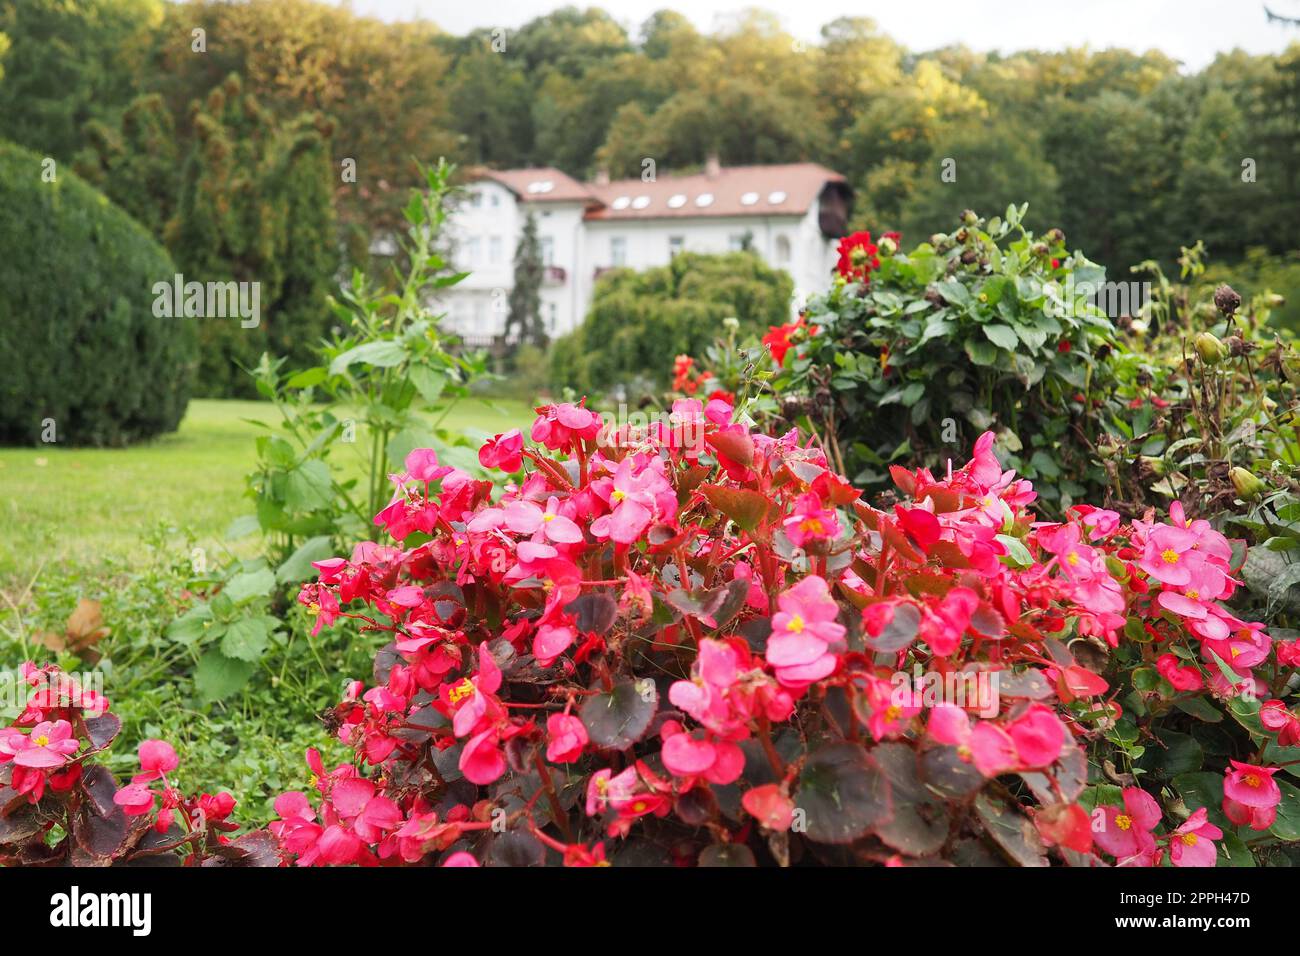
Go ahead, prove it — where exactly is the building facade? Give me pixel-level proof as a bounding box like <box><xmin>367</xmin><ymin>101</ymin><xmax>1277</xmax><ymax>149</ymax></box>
<box><xmin>439</xmin><ymin>160</ymin><xmax>853</xmax><ymax>342</ymax></box>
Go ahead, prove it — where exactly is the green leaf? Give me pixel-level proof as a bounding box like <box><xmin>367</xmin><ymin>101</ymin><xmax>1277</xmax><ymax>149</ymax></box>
<box><xmin>700</xmin><ymin>485</ymin><xmax>769</xmax><ymax>533</ymax></box>
<box><xmin>996</xmin><ymin>534</ymin><xmax>1033</xmax><ymax>568</ymax></box>
<box><xmin>194</xmin><ymin>650</ymin><xmax>255</xmax><ymax>702</ymax></box>
<box><xmin>410</xmin><ymin>365</ymin><xmax>447</xmax><ymax>403</ymax></box>
<box><xmin>285</xmin><ymin>366</ymin><xmax>329</xmax><ymax>389</ymax></box>
<box><xmin>1270</xmin><ymin>781</ymin><xmax>1300</xmax><ymax>841</ymax></box>
<box><xmin>283</xmin><ymin>459</ymin><xmax>334</xmax><ymax>512</ymax></box>
<box><xmin>276</xmin><ymin>535</ymin><xmax>337</xmax><ymax>584</ymax></box>
<box><xmin>223</xmin><ymin>568</ymin><xmax>276</xmax><ymax>605</ymax></box>
<box><xmin>982</xmin><ymin>323</ymin><xmax>1019</xmax><ymax>351</ymax></box>
<box><xmin>166</xmin><ymin>604</ymin><xmax>213</xmax><ymax>646</ymax></box>
<box><xmin>797</xmin><ymin>743</ymin><xmax>893</xmax><ymax>845</ymax></box>
<box><xmin>964</xmin><ymin>339</ymin><xmax>998</xmax><ymax>366</ymax></box>
<box><xmin>220</xmin><ymin>617</ymin><xmax>271</xmax><ymax>662</ymax></box>
<box><xmin>329</xmin><ymin>340</ymin><xmax>407</xmax><ymax>376</ymax></box>
<box><xmin>580</xmin><ymin>679</ymin><xmax>658</xmax><ymax>751</ymax></box>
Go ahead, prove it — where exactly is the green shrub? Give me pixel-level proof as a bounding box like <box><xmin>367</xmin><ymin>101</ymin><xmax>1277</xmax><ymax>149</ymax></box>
<box><xmin>0</xmin><ymin>139</ymin><xmax>196</xmax><ymax>446</ymax></box>
<box><xmin>769</xmin><ymin>206</ymin><xmax>1117</xmax><ymax>511</ymax></box>
<box><xmin>551</xmin><ymin>251</ymin><xmax>794</xmax><ymax>396</ymax></box>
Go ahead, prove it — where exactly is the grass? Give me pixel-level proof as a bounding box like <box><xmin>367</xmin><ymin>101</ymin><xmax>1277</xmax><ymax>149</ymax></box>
<box><xmin>0</xmin><ymin>395</ymin><xmax>531</xmax><ymax>822</ymax></box>
<box><xmin>0</xmin><ymin>396</ymin><xmax>531</xmax><ymax>587</ymax></box>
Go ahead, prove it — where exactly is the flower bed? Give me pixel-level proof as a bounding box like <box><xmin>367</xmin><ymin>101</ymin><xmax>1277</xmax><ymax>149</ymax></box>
<box><xmin>3</xmin><ymin>401</ymin><xmax>1297</xmax><ymax>866</ymax></box>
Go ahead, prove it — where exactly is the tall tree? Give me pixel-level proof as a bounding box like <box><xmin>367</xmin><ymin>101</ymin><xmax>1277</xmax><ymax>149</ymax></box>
<box><xmin>505</xmin><ymin>212</ymin><xmax>546</xmax><ymax>351</ymax></box>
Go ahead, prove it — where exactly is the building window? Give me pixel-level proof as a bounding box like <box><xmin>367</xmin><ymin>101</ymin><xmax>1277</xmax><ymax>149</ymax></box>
<box><xmin>547</xmin><ymin>302</ymin><xmax>558</xmax><ymax>333</ymax></box>
<box><xmin>775</xmin><ymin>235</ymin><xmax>792</xmax><ymax>264</ymax></box>
<box><xmin>610</xmin><ymin>236</ymin><xmax>627</xmax><ymax>267</ymax></box>
<box><xmin>728</xmin><ymin>234</ymin><xmax>746</xmax><ymax>252</ymax></box>
<box><xmin>470</xmin><ymin>191</ymin><xmax>482</xmax><ymax>208</ymax></box>
<box><xmin>490</xmin><ymin>192</ymin><xmax>500</xmax><ymax>207</ymax></box>
<box><xmin>489</xmin><ymin>236</ymin><xmax>503</xmax><ymax>265</ymax></box>
<box><xmin>541</xmin><ymin>236</ymin><xmax>555</xmax><ymax>266</ymax></box>
<box><xmin>668</xmin><ymin>236</ymin><xmax>684</xmax><ymax>257</ymax></box>
<box><xmin>462</xmin><ymin>237</ymin><xmax>480</xmax><ymax>268</ymax></box>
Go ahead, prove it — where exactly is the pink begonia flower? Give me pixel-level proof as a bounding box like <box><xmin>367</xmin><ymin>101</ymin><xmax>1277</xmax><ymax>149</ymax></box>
<box><xmin>782</xmin><ymin>492</ymin><xmax>840</xmax><ymax>549</ymax></box>
<box><xmin>114</xmin><ymin>782</ymin><xmax>156</xmax><ymax>816</ymax></box>
<box><xmin>766</xmin><ymin>575</ymin><xmax>845</xmax><ymax>689</ymax></box>
<box><xmin>1093</xmin><ymin>787</ymin><xmax>1162</xmax><ymax>866</ymax></box>
<box><xmin>1155</xmin><ymin>653</ymin><xmax>1204</xmax><ymax>692</ymax></box>
<box><xmin>533</xmin><ymin>623</ymin><xmax>577</xmax><ymax>666</ymax></box>
<box><xmin>479</xmin><ymin>429</ymin><xmax>524</xmax><ymax>472</ymax></box>
<box><xmin>1223</xmin><ymin>760</ymin><xmax>1281</xmax><ymax>809</ymax></box>
<box><xmin>546</xmin><ymin>713</ymin><xmax>588</xmax><ymax>763</ymax></box>
<box><xmin>139</xmin><ymin>739</ymin><xmax>180</xmax><ymax>777</ymax></box>
<box><xmin>660</xmin><ymin>721</ymin><xmax>744</xmax><ymax>784</ymax></box>
<box><xmin>1260</xmin><ymin>700</ymin><xmax>1300</xmax><ymax>747</ymax></box>
<box><xmin>742</xmin><ymin>784</ymin><xmax>795</xmax><ymax>831</ymax></box>
<box><xmin>1139</xmin><ymin>523</ymin><xmax>1203</xmax><ymax>587</ymax></box>
<box><xmin>0</xmin><ymin>720</ymin><xmax>79</xmax><ymax>769</ymax></box>
<box><xmin>919</xmin><ymin>586</ymin><xmax>979</xmax><ymax>657</ymax></box>
<box><xmin>1168</xmin><ymin>807</ymin><xmax>1222</xmax><ymax>867</ymax></box>
<box><xmin>531</xmin><ymin>402</ymin><xmax>601</xmax><ymax>451</ymax></box>
<box><xmin>964</xmin><ymin>431</ymin><xmax>1006</xmax><ymax>489</ymax></box>
<box><xmin>442</xmin><ymin>851</ymin><xmax>480</xmax><ymax>867</ymax></box>
<box><xmin>1006</xmin><ymin>704</ymin><xmax>1066</xmax><ymax>768</ymax></box>
<box><xmin>704</xmin><ymin>396</ymin><xmax>733</xmax><ymax>425</ymax></box>
<box><xmin>403</xmin><ymin>447</ymin><xmax>454</xmax><ymax>484</ymax></box>
<box><xmin>459</xmin><ymin>727</ymin><xmax>507</xmax><ymax>785</ymax></box>
<box><xmin>589</xmin><ymin>455</ymin><xmax>675</xmax><ymax>545</ymax></box>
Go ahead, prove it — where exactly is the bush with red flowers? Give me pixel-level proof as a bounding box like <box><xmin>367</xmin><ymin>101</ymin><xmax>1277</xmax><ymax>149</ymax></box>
<box><xmin>252</xmin><ymin>400</ymin><xmax>1299</xmax><ymax>867</ymax></box>
<box><xmin>0</xmin><ymin>664</ymin><xmax>273</xmax><ymax>866</ymax></box>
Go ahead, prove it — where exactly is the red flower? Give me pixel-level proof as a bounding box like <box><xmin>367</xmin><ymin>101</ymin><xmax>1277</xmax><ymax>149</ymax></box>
<box><xmin>762</xmin><ymin>317</ymin><xmax>808</xmax><ymax>367</ymax></box>
<box><xmin>836</xmin><ymin>230</ymin><xmax>882</xmax><ymax>284</ymax></box>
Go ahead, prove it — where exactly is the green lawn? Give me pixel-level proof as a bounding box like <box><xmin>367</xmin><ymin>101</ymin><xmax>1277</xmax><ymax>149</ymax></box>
<box><xmin>0</xmin><ymin>397</ymin><xmax>530</xmax><ymax>586</ymax></box>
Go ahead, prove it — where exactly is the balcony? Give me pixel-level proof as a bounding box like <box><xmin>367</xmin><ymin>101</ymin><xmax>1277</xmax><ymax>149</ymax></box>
<box><xmin>543</xmin><ymin>265</ymin><xmax>567</xmax><ymax>286</ymax></box>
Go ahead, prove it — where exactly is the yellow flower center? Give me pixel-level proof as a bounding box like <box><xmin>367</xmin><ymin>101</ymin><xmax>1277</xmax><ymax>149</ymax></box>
<box><xmin>1066</xmin><ymin>552</ymin><xmax>1080</xmax><ymax>566</ymax></box>
<box><xmin>34</xmin><ymin>735</ymin><xmax>49</xmax><ymax>747</ymax></box>
<box><xmin>631</xmin><ymin>800</ymin><xmax>647</xmax><ymax>814</ymax></box>
<box><xmin>1115</xmin><ymin>814</ymin><xmax>1133</xmax><ymax>831</ymax></box>
<box><xmin>884</xmin><ymin>705</ymin><xmax>902</xmax><ymax>722</ymax></box>
<box><xmin>611</xmin><ymin>490</ymin><xmax>626</xmax><ymax>503</ymax></box>
<box><xmin>1181</xmin><ymin>833</ymin><xmax>1199</xmax><ymax>847</ymax></box>
<box><xmin>787</xmin><ymin>615</ymin><xmax>805</xmax><ymax>633</ymax></box>
<box><xmin>308</xmin><ymin>773</ymin><xmax>319</xmax><ymax>789</ymax></box>
<box><xmin>1161</xmin><ymin>549</ymin><xmax>1180</xmax><ymax>565</ymax></box>
<box><xmin>1244</xmin><ymin>773</ymin><xmax>1261</xmax><ymax>788</ymax></box>
<box><xmin>448</xmin><ymin>678</ymin><xmax>475</xmax><ymax>704</ymax></box>
<box><xmin>800</xmin><ymin>518</ymin><xmax>825</xmax><ymax>535</ymax></box>
<box><xmin>1186</xmin><ymin>590</ymin><xmax>1199</xmax><ymax>600</ymax></box>
<box><xmin>542</xmin><ymin>513</ymin><xmax>555</xmax><ymax>522</ymax></box>
<box><xmin>308</xmin><ymin>602</ymin><xmax>320</xmax><ymax>615</ymax></box>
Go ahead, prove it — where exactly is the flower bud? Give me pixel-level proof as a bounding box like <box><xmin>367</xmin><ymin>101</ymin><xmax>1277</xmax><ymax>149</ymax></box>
<box><xmin>722</xmin><ymin>316</ymin><xmax>740</xmax><ymax>331</ymax></box>
<box><xmin>1265</xmin><ymin>293</ymin><xmax>1285</xmax><ymax>308</ymax></box>
<box><xmin>878</xmin><ymin>235</ymin><xmax>897</xmax><ymax>256</ymax></box>
<box><xmin>962</xmin><ymin>209</ymin><xmax>978</xmax><ymax>227</ymax></box>
<box><xmin>1230</xmin><ymin>466</ymin><xmax>1266</xmax><ymax>501</ymax></box>
<box><xmin>1195</xmin><ymin>332</ymin><xmax>1229</xmax><ymax>365</ymax></box>
<box><xmin>1135</xmin><ymin>456</ymin><xmax>1165</xmax><ymax>481</ymax></box>
<box><xmin>1213</xmin><ymin>284</ymin><xmax>1242</xmax><ymax>316</ymax></box>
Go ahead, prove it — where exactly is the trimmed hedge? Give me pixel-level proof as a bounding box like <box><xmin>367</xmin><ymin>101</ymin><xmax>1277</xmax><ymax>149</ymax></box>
<box><xmin>0</xmin><ymin>139</ymin><xmax>196</xmax><ymax>446</ymax></box>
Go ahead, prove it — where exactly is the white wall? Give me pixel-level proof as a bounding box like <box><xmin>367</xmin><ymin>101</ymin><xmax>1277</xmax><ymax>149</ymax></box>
<box><xmin>440</xmin><ymin>188</ymin><xmax>839</xmax><ymax>339</ymax></box>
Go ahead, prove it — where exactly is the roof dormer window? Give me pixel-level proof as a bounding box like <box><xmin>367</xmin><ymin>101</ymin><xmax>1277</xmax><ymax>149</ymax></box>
<box><xmin>667</xmin><ymin>194</ymin><xmax>687</xmax><ymax>209</ymax></box>
<box><xmin>768</xmin><ymin>190</ymin><xmax>787</xmax><ymax>205</ymax></box>
<box><xmin>695</xmin><ymin>193</ymin><xmax>714</xmax><ymax>208</ymax></box>
<box><xmin>611</xmin><ymin>196</ymin><xmax>631</xmax><ymax>210</ymax></box>
<box><xmin>740</xmin><ymin>192</ymin><xmax>759</xmax><ymax>206</ymax></box>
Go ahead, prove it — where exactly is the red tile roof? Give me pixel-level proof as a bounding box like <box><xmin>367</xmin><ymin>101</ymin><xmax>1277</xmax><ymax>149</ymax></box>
<box><xmin>466</xmin><ymin>162</ymin><xmax>848</xmax><ymax>220</ymax></box>
<box><xmin>464</xmin><ymin>166</ymin><xmax>595</xmax><ymax>203</ymax></box>
<box><xmin>583</xmin><ymin>163</ymin><xmax>847</xmax><ymax>221</ymax></box>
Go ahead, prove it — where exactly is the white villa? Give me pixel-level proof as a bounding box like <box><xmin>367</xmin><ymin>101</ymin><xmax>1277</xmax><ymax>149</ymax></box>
<box><xmin>439</xmin><ymin>158</ymin><xmax>854</xmax><ymax>341</ymax></box>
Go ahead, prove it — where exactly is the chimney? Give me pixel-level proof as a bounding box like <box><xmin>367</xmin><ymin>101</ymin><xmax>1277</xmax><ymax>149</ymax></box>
<box><xmin>705</xmin><ymin>153</ymin><xmax>721</xmax><ymax>179</ymax></box>
<box><xmin>594</xmin><ymin>167</ymin><xmax>610</xmax><ymax>186</ymax></box>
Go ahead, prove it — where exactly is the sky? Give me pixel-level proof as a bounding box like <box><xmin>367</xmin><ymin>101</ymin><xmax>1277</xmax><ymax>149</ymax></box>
<box><xmin>333</xmin><ymin>0</ymin><xmax>1300</xmax><ymax>70</ymax></box>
